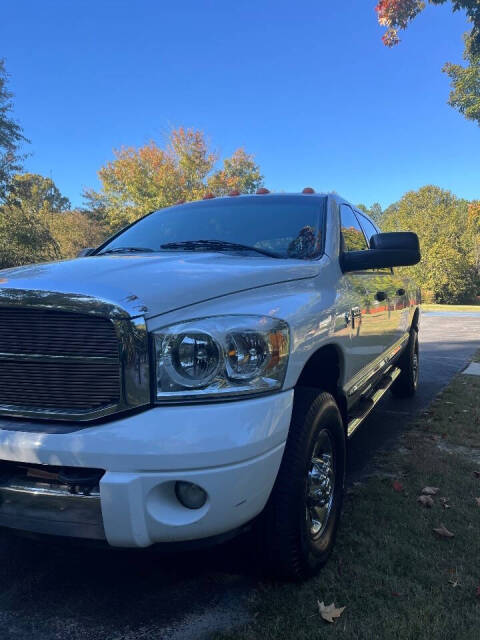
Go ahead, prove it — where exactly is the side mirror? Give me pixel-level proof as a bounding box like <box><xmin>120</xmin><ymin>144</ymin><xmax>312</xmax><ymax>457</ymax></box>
<box><xmin>77</xmin><ymin>247</ymin><xmax>95</xmax><ymax>257</ymax></box>
<box><xmin>341</xmin><ymin>232</ymin><xmax>420</xmax><ymax>272</ymax></box>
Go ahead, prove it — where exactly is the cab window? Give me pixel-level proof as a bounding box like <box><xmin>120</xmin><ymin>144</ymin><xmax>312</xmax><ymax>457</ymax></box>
<box><xmin>340</xmin><ymin>205</ymin><xmax>368</xmax><ymax>252</ymax></box>
<box><xmin>357</xmin><ymin>212</ymin><xmax>379</xmax><ymax>247</ymax></box>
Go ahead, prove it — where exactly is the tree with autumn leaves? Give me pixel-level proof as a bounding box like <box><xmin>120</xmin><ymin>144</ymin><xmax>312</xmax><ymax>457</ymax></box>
<box><xmin>84</xmin><ymin>128</ymin><xmax>264</xmax><ymax>231</ymax></box>
<box><xmin>380</xmin><ymin>185</ymin><xmax>480</xmax><ymax>303</ymax></box>
<box><xmin>376</xmin><ymin>1</ymin><xmax>480</xmax><ymax>125</ymax></box>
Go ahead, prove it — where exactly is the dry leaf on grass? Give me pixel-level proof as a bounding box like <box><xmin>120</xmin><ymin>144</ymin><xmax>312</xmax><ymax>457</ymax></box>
<box><xmin>422</xmin><ymin>486</ymin><xmax>440</xmax><ymax>495</ymax></box>
<box><xmin>318</xmin><ymin>601</ymin><xmax>346</xmax><ymax>623</ymax></box>
<box><xmin>417</xmin><ymin>495</ymin><xmax>434</xmax><ymax>508</ymax></box>
<box><xmin>475</xmin><ymin>497</ymin><xmax>480</xmax><ymax>507</ymax></box>
<box><xmin>392</xmin><ymin>481</ymin><xmax>404</xmax><ymax>492</ymax></box>
<box><xmin>439</xmin><ymin>497</ymin><xmax>451</xmax><ymax>509</ymax></box>
<box><xmin>448</xmin><ymin>568</ymin><xmax>461</xmax><ymax>588</ymax></box>
<box><xmin>433</xmin><ymin>523</ymin><xmax>454</xmax><ymax>538</ymax></box>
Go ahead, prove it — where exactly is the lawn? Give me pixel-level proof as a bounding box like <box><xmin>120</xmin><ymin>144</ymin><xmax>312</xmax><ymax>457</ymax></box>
<box><xmin>421</xmin><ymin>304</ymin><xmax>480</xmax><ymax>312</ymax></box>
<box><xmin>217</xmin><ymin>355</ymin><xmax>480</xmax><ymax>640</ymax></box>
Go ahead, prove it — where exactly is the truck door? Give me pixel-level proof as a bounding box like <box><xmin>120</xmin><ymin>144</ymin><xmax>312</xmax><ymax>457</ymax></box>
<box><xmin>339</xmin><ymin>205</ymin><xmax>386</xmax><ymax>379</ymax></box>
<box><xmin>356</xmin><ymin>211</ymin><xmax>408</xmax><ymax>346</ymax></box>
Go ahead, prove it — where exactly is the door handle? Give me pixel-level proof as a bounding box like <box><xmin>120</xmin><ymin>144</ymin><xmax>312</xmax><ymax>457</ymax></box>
<box><xmin>396</xmin><ymin>288</ymin><xmax>405</xmax><ymax>296</ymax></box>
<box><xmin>375</xmin><ymin>291</ymin><xmax>386</xmax><ymax>302</ymax></box>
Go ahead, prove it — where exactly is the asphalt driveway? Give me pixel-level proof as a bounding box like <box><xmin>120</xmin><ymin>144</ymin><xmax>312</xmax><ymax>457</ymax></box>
<box><xmin>1</xmin><ymin>312</ymin><xmax>479</xmax><ymax>640</ymax></box>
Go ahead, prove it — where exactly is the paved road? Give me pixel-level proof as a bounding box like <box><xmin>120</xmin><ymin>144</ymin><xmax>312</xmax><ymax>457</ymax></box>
<box><xmin>1</xmin><ymin>313</ymin><xmax>479</xmax><ymax>640</ymax></box>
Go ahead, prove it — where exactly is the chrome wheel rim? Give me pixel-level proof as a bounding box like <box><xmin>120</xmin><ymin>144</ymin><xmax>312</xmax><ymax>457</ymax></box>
<box><xmin>306</xmin><ymin>430</ymin><xmax>335</xmax><ymax>540</ymax></box>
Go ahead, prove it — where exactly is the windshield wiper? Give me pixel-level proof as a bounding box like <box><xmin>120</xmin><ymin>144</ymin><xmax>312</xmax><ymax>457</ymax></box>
<box><xmin>98</xmin><ymin>247</ymin><xmax>155</xmax><ymax>255</ymax></box>
<box><xmin>159</xmin><ymin>240</ymin><xmax>281</xmax><ymax>258</ymax></box>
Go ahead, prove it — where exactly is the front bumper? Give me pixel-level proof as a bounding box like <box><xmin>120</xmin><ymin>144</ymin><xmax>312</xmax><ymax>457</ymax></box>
<box><xmin>0</xmin><ymin>391</ymin><xmax>293</xmax><ymax>546</ymax></box>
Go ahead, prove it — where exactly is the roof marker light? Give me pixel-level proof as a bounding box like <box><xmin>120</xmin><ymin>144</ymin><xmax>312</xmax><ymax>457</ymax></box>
<box><xmin>229</xmin><ymin>190</ymin><xmax>241</xmax><ymax>196</ymax></box>
<box><xmin>256</xmin><ymin>187</ymin><xmax>270</xmax><ymax>195</ymax></box>
<box><xmin>203</xmin><ymin>192</ymin><xmax>215</xmax><ymax>199</ymax></box>
<box><xmin>302</xmin><ymin>187</ymin><xmax>315</xmax><ymax>194</ymax></box>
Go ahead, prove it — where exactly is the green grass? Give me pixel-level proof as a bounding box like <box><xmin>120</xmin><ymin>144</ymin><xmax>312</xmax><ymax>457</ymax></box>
<box><xmin>217</xmin><ymin>355</ymin><xmax>480</xmax><ymax>640</ymax></box>
<box><xmin>421</xmin><ymin>304</ymin><xmax>480</xmax><ymax>312</ymax></box>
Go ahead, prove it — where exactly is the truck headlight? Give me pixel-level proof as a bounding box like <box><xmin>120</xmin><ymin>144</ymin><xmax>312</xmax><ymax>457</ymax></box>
<box><xmin>153</xmin><ymin>316</ymin><xmax>289</xmax><ymax>402</ymax></box>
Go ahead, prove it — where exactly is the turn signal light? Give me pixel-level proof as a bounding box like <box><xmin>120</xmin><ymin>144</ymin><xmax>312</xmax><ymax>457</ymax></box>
<box><xmin>302</xmin><ymin>187</ymin><xmax>315</xmax><ymax>194</ymax></box>
<box><xmin>256</xmin><ymin>187</ymin><xmax>270</xmax><ymax>195</ymax></box>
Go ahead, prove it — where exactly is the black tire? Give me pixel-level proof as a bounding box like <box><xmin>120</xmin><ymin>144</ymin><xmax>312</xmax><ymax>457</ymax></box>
<box><xmin>391</xmin><ymin>327</ymin><xmax>419</xmax><ymax>398</ymax></box>
<box><xmin>260</xmin><ymin>389</ymin><xmax>346</xmax><ymax>581</ymax></box>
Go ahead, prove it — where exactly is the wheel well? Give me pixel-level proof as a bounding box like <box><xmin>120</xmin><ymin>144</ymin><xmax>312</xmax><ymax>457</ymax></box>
<box><xmin>295</xmin><ymin>345</ymin><xmax>347</xmax><ymax>425</ymax></box>
<box><xmin>412</xmin><ymin>307</ymin><xmax>420</xmax><ymax>331</ymax></box>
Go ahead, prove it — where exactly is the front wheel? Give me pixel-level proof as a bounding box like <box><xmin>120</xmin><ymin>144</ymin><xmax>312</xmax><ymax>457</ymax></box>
<box><xmin>260</xmin><ymin>389</ymin><xmax>346</xmax><ymax>581</ymax></box>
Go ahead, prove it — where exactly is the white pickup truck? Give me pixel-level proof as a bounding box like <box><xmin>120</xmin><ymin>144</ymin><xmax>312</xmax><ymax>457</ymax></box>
<box><xmin>0</xmin><ymin>191</ymin><xmax>420</xmax><ymax>580</ymax></box>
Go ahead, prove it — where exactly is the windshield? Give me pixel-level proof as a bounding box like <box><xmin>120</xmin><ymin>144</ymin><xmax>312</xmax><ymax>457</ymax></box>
<box><xmin>97</xmin><ymin>195</ymin><xmax>327</xmax><ymax>260</ymax></box>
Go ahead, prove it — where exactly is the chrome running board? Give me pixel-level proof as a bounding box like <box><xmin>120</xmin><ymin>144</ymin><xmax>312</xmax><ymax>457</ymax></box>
<box><xmin>347</xmin><ymin>366</ymin><xmax>401</xmax><ymax>437</ymax></box>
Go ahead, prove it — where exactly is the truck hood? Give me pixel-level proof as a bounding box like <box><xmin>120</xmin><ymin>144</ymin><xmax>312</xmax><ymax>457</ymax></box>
<box><xmin>0</xmin><ymin>253</ymin><xmax>321</xmax><ymax>319</ymax></box>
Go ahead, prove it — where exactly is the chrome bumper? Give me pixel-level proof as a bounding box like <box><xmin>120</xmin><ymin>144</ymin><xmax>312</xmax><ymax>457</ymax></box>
<box><xmin>0</xmin><ymin>465</ymin><xmax>105</xmax><ymax>540</ymax></box>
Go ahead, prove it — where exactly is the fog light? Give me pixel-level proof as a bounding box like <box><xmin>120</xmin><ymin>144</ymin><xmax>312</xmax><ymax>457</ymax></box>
<box><xmin>175</xmin><ymin>481</ymin><xmax>207</xmax><ymax>509</ymax></box>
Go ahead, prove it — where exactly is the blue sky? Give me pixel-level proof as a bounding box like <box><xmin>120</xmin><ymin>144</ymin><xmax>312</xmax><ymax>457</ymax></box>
<box><xmin>1</xmin><ymin>0</ymin><xmax>478</xmax><ymax>209</ymax></box>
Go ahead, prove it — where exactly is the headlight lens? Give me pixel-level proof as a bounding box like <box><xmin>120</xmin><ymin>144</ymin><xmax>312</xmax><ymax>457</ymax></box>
<box><xmin>154</xmin><ymin>315</ymin><xmax>289</xmax><ymax>401</ymax></box>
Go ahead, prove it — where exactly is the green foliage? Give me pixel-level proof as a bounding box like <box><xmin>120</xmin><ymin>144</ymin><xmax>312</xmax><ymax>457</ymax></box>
<box><xmin>443</xmin><ymin>34</ymin><xmax>480</xmax><ymax>124</ymax></box>
<box><xmin>0</xmin><ymin>60</ymin><xmax>28</xmax><ymax>200</ymax></box>
<box><xmin>0</xmin><ymin>200</ymin><xmax>59</xmax><ymax>269</ymax></box>
<box><xmin>0</xmin><ymin>172</ymin><xmax>78</xmax><ymax>268</ymax></box>
<box><xmin>47</xmin><ymin>209</ymin><xmax>108</xmax><ymax>259</ymax></box>
<box><xmin>206</xmin><ymin>148</ymin><xmax>263</xmax><ymax>196</ymax></box>
<box><xmin>382</xmin><ymin>185</ymin><xmax>479</xmax><ymax>303</ymax></box>
<box><xmin>5</xmin><ymin>172</ymin><xmax>70</xmax><ymax>213</ymax></box>
<box><xmin>84</xmin><ymin>128</ymin><xmax>264</xmax><ymax>231</ymax></box>
<box><xmin>376</xmin><ymin>1</ymin><xmax>480</xmax><ymax>125</ymax></box>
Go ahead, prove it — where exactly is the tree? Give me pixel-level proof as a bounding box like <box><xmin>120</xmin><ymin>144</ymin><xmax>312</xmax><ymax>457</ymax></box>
<box><xmin>0</xmin><ymin>173</ymin><xmax>75</xmax><ymax>268</ymax></box>
<box><xmin>84</xmin><ymin>127</ymin><xmax>264</xmax><ymax>231</ymax></box>
<box><xmin>5</xmin><ymin>172</ymin><xmax>70</xmax><ymax>213</ymax></box>
<box><xmin>443</xmin><ymin>34</ymin><xmax>480</xmax><ymax>124</ymax></box>
<box><xmin>47</xmin><ymin>209</ymin><xmax>108</xmax><ymax>259</ymax></box>
<box><xmin>356</xmin><ymin>202</ymin><xmax>384</xmax><ymax>226</ymax></box>
<box><xmin>376</xmin><ymin>1</ymin><xmax>480</xmax><ymax>124</ymax></box>
<box><xmin>0</xmin><ymin>60</ymin><xmax>28</xmax><ymax>200</ymax></box>
<box><xmin>0</xmin><ymin>201</ymin><xmax>59</xmax><ymax>269</ymax></box>
<box><xmin>206</xmin><ymin>148</ymin><xmax>263</xmax><ymax>196</ymax></box>
<box><xmin>381</xmin><ymin>185</ymin><xmax>479</xmax><ymax>303</ymax></box>
<box><xmin>467</xmin><ymin>199</ymin><xmax>480</xmax><ymax>275</ymax></box>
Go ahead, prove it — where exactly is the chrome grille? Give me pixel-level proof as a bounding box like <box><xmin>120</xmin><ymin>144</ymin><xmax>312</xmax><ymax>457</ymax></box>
<box><xmin>0</xmin><ymin>308</ymin><xmax>118</xmax><ymax>357</ymax></box>
<box><xmin>0</xmin><ymin>307</ymin><xmax>120</xmax><ymax>414</ymax></box>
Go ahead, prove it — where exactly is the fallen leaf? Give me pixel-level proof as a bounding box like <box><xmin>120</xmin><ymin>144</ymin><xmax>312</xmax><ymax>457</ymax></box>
<box><xmin>417</xmin><ymin>495</ymin><xmax>434</xmax><ymax>508</ymax></box>
<box><xmin>392</xmin><ymin>481</ymin><xmax>404</xmax><ymax>492</ymax></box>
<box><xmin>439</xmin><ymin>497</ymin><xmax>451</xmax><ymax>509</ymax></box>
<box><xmin>448</xmin><ymin>568</ymin><xmax>461</xmax><ymax>588</ymax></box>
<box><xmin>318</xmin><ymin>601</ymin><xmax>346</xmax><ymax>623</ymax></box>
<box><xmin>433</xmin><ymin>523</ymin><xmax>454</xmax><ymax>538</ymax></box>
<box><xmin>422</xmin><ymin>486</ymin><xmax>440</xmax><ymax>495</ymax></box>
<box><xmin>475</xmin><ymin>498</ymin><xmax>480</xmax><ymax>507</ymax></box>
